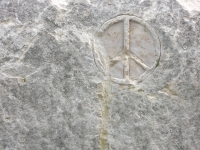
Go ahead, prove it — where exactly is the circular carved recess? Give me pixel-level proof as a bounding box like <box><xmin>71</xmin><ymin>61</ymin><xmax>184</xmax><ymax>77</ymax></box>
<box><xmin>96</xmin><ymin>15</ymin><xmax>161</xmax><ymax>85</ymax></box>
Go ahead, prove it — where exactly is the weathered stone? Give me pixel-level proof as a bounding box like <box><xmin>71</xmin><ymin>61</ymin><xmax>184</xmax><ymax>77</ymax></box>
<box><xmin>0</xmin><ymin>0</ymin><xmax>200</xmax><ymax>150</ymax></box>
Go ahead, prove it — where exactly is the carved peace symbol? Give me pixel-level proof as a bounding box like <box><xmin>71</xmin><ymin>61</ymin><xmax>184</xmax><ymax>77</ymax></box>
<box><xmin>97</xmin><ymin>15</ymin><xmax>161</xmax><ymax>85</ymax></box>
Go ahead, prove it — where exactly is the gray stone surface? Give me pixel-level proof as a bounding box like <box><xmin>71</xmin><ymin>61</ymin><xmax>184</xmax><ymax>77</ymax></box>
<box><xmin>0</xmin><ymin>0</ymin><xmax>200</xmax><ymax>150</ymax></box>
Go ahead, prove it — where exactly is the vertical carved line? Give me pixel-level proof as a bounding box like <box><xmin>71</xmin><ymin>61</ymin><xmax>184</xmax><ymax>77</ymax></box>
<box><xmin>124</xmin><ymin>18</ymin><xmax>130</xmax><ymax>79</ymax></box>
<box><xmin>124</xmin><ymin>18</ymin><xmax>130</xmax><ymax>52</ymax></box>
<box><xmin>124</xmin><ymin>56</ymin><xmax>130</xmax><ymax>79</ymax></box>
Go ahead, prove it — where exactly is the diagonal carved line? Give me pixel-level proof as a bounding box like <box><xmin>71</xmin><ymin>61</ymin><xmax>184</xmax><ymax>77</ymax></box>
<box><xmin>109</xmin><ymin>55</ymin><xmax>122</xmax><ymax>67</ymax></box>
<box><xmin>128</xmin><ymin>52</ymin><xmax>150</xmax><ymax>70</ymax></box>
<box><xmin>109</xmin><ymin>51</ymin><xmax>124</xmax><ymax>67</ymax></box>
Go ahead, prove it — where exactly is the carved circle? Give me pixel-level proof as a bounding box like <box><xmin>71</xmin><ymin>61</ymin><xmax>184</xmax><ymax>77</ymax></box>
<box><xmin>95</xmin><ymin>15</ymin><xmax>161</xmax><ymax>85</ymax></box>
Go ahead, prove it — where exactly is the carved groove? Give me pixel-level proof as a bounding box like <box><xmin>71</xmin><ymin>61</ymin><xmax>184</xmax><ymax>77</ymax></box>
<box><xmin>97</xmin><ymin>15</ymin><xmax>161</xmax><ymax>85</ymax></box>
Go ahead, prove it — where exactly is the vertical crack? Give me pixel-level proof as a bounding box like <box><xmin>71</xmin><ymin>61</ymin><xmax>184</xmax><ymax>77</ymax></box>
<box><xmin>97</xmin><ymin>80</ymin><xmax>111</xmax><ymax>150</ymax></box>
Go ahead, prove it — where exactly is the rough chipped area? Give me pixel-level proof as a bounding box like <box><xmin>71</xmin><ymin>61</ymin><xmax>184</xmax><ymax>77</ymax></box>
<box><xmin>0</xmin><ymin>0</ymin><xmax>200</xmax><ymax>150</ymax></box>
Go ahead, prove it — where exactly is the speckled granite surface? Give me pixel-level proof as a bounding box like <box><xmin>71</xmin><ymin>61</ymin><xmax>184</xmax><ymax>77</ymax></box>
<box><xmin>0</xmin><ymin>0</ymin><xmax>200</xmax><ymax>149</ymax></box>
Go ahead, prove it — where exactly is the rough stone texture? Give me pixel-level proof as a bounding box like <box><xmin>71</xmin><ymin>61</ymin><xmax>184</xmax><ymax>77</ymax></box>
<box><xmin>0</xmin><ymin>0</ymin><xmax>200</xmax><ymax>150</ymax></box>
